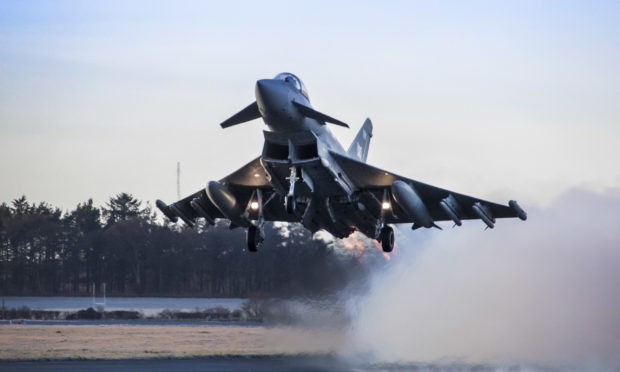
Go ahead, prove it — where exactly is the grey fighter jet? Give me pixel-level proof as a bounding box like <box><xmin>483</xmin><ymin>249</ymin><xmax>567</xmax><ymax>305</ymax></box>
<box><xmin>156</xmin><ymin>73</ymin><xmax>527</xmax><ymax>252</ymax></box>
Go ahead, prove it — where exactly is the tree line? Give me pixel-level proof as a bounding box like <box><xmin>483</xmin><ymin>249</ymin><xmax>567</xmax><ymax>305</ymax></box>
<box><xmin>0</xmin><ymin>194</ymin><xmax>385</xmax><ymax>298</ymax></box>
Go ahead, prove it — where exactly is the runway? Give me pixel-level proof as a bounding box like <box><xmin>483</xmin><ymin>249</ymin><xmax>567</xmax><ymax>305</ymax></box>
<box><xmin>0</xmin><ymin>356</ymin><xmax>560</xmax><ymax>372</ymax></box>
<box><xmin>0</xmin><ymin>323</ymin><xmax>568</xmax><ymax>371</ymax></box>
<box><xmin>1</xmin><ymin>356</ymin><xmax>343</xmax><ymax>372</ymax></box>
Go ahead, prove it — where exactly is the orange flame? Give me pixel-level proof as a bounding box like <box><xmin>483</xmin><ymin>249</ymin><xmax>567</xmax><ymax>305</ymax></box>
<box><xmin>341</xmin><ymin>232</ymin><xmax>391</xmax><ymax>261</ymax></box>
<box><xmin>342</xmin><ymin>235</ymin><xmax>366</xmax><ymax>257</ymax></box>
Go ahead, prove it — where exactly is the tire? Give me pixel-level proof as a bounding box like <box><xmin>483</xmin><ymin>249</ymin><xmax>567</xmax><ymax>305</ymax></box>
<box><xmin>380</xmin><ymin>226</ymin><xmax>394</xmax><ymax>253</ymax></box>
<box><xmin>246</xmin><ymin>225</ymin><xmax>261</xmax><ymax>252</ymax></box>
<box><xmin>285</xmin><ymin>195</ymin><xmax>296</xmax><ymax>214</ymax></box>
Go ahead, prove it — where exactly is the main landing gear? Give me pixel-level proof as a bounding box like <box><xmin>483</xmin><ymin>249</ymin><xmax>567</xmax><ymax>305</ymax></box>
<box><xmin>380</xmin><ymin>225</ymin><xmax>394</xmax><ymax>253</ymax></box>
<box><xmin>246</xmin><ymin>225</ymin><xmax>264</xmax><ymax>252</ymax></box>
<box><xmin>246</xmin><ymin>189</ymin><xmax>265</xmax><ymax>252</ymax></box>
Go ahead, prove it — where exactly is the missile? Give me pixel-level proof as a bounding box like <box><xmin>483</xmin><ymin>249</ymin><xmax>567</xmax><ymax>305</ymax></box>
<box><xmin>391</xmin><ymin>180</ymin><xmax>437</xmax><ymax>230</ymax></box>
<box><xmin>472</xmin><ymin>202</ymin><xmax>495</xmax><ymax>229</ymax></box>
<box><xmin>190</xmin><ymin>198</ymin><xmax>215</xmax><ymax>225</ymax></box>
<box><xmin>155</xmin><ymin>199</ymin><xmax>178</xmax><ymax>223</ymax></box>
<box><xmin>439</xmin><ymin>194</ymin><xmax>462</xmax><ymax>226</ymax></box>
<box><xmin>205</xmin><ymin>181</ymin><xmax>250</xmax><ymax>227</ymax></box>
<box><xmin>509</xmin><ymin>200</ymin><xmax>527</xmax><ymax>221</ymax></box>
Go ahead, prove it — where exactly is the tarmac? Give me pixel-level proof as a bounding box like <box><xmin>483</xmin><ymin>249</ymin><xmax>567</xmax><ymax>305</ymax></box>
<box><xmin>0</xmin><ymin>356</ymin><xmax>562</xmax><ymax>372</ymax></box>
<box><xmin>1</xmin><ymin>356</ymin><xmax>342</xmax><ymax>372</ymax></box>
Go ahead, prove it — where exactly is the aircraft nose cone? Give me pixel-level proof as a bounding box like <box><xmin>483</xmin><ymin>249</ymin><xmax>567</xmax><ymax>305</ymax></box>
<box><xmin>255</xmin><ymin>79</ymin><xmax>286</xmax><ymax>115</ymax></box>
<box><xmin>255</xmin><ymin>79</ymin><xmax>275</xmax><ymax>101</ymax></box>
<box><xmin>255</xmin><ymin>79</ymin><xmax>273</xmax><ymax>94</ymax></box>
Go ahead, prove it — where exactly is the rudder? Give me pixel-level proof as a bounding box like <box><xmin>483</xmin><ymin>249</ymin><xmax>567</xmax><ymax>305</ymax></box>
<box><xmin>347</xmin><ymin>118</ymin><xmax>373</xmax><ymax>162</ymax></box>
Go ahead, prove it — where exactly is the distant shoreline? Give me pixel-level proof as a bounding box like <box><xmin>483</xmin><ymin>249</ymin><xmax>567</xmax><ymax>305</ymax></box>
<box><xmin>0</xmin><ymin>319</ymin><xmax>262</xmax><ymax>326</ymax></box>
<box><xmin>0</xmin><ymin>304</ymin><xmax>261</xmax><ymax>322</ymax></box>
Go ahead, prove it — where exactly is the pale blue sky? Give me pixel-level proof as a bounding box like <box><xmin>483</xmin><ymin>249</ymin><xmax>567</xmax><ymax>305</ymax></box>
<box><xmin>1</xmin><ymin>1</ymin><xmax>619</xmax><ymax>210</ymax></box>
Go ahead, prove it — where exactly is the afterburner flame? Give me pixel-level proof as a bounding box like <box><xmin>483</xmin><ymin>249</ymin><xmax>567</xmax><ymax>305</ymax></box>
<box><xmin>342</xmin><ymin>236</ymin><xmax>365</xmax><ymax>257</ymax></box>
<box><xmin>341</xmin><ymin>232</ymin><xmax>391</xmax><ymax>261</ymax></box>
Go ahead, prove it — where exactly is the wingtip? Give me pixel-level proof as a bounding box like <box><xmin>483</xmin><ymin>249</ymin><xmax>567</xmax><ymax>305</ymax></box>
<box><xmin>509</xmin><ymin>200</ymin><xmax>527</xmax><ymax>221</ymax></box>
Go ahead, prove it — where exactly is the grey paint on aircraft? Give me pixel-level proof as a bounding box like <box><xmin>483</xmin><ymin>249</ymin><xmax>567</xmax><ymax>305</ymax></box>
<box><xmin>156</xmin><ymin>73</ymin><xmax>526</xmax><ymax>252</ymax></box>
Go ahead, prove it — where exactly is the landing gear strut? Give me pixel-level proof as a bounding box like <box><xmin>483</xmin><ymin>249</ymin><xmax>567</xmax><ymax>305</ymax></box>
<box><xmin>247</xmin><ymin>189</ymin><xmax>265</xmax><ymax>252</ymax></box>
<box><xmin>380</xmin><ymin>225</ymin><xmax>394</xmax><ymax>253</ymax></box>
<box><xmin>285</xmin><ymin>166</ymin><xmax>299</xmax><ymax>214</ymax></box>
<box><xmin>246</xmin><ymin>225</ymin><xmax>263</xmax><ymax>252</ymax></box>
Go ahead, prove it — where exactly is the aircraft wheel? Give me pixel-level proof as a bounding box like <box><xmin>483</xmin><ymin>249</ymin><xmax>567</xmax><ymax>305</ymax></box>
<box><xmin>285</xmin><ymin>195</ymin><xmax>296</xmax><ymax>214</ymax></box>
<box><xmin>246</xmin><ymin>225</ymin><xmax>262</xmax><ymax>252</ymax></box>
<box><xmin>380</xmin><ymin>226</ymin><xmax>394</xmax><ymax>253</ymax></box>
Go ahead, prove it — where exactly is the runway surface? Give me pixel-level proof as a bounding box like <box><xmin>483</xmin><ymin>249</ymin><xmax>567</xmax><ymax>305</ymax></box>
<box><xmin>2</xmin><ymin>356</ymin><xmax>340</xmax><ymax>372</ymax></box>
<box><xmin>0</xmin><ymin>356</ymin><xmax>559</xmax><ymax>372</ymax></box>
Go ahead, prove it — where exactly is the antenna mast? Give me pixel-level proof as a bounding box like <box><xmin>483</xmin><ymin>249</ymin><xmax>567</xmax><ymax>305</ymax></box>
<box><xmin>176</xmin><ymin>161</ymin><xmax>181</xmax><ymax>200</ymax></box>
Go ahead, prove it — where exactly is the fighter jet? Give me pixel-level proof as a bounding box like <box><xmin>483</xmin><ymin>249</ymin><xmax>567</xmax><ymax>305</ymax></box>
<box><xmin>156</xmin><ymin>73</ymin><xmax>527</xmax><ymax>252</ymax></box>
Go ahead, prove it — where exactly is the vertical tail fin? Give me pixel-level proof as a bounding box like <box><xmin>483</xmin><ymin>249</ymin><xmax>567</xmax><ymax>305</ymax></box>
<box><xmin>347</xmin><ymin>118</ymin><xmax>373</xmax><ymax>162</ymax></box>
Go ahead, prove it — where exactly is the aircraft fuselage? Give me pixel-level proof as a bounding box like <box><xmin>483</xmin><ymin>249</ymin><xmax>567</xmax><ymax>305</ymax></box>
<box><xmin>255</xmin><ymin>75</ymin><xmax>366</xmax><ymax>238</ymax></box>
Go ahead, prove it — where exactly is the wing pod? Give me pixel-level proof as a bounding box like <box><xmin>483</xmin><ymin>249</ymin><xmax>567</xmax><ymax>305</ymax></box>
<box><xmin>509</xmin><ymin>200</ymin><xmax>527</xmax><ymax>221</ymax></box>
<box><xmin>220</xmin><ymin>101</ymin><xmax>261</xmax><ymax>128</ymax></box>
<box><xmin>155</xmin><ymin>199</ymin><xmax>179</xmax><ymax>223</ymax></box>
<box><xmin>205</xmin><ymin>181</ymin><xmax>251</xmax><ymax>227</ymax></box>
<box><xmin>472</xmin><ymin>202</ymin><xmax>495</xmax><ymax>229</ymax></box>
<box><xmin>169</xmin><ymin>204</ymin><xmax>195</xmax><ymax>227</ymax></box>
<box><xmin>439</xmin><ymin>194</ymin><xmax>462</xmax><ymax>226</ymax></box>
<box><xmin>190</xmin><ymin>198</ymin><xmax>215</xmax><ymax>225</ymax></box>
<box><xmin>292</xmin><ymin>101</ymin><xmax>349</xmax><ymax>128</ymax></box>
<box><xmin>391</xmin><ymin>180</ymin><xmax>438</xmax><ymax>230</ymax></box>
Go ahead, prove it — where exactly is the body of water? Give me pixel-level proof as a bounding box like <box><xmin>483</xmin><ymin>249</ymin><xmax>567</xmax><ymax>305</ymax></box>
<box><xmin>0</xmin><ymin>296</ymin><xmax>247</xmax><ymax>316</ymax></box>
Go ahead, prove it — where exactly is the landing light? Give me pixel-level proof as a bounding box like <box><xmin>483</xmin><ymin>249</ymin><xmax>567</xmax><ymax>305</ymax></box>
<box><xmin>250</xmin><ymin>201</ymin><xmax>260</xmax><ymax>210</ymax></box>
<box><xmin>382</xmin><ymin>202</ymin><xmax>391</xmax><ymax>210</ymax></box>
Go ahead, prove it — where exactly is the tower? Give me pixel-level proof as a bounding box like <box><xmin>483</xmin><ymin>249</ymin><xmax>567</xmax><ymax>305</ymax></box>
<box><xmin>176</xmin><ymin>161</ymin><xmax>181</xmax><ymax>200</ymax></box>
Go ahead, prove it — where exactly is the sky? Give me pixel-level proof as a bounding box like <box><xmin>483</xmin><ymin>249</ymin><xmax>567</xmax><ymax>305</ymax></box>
<box><xmin>1</xmin><ymin>0</ymin><xmax>619</xmax><ymax>211</ymax></box>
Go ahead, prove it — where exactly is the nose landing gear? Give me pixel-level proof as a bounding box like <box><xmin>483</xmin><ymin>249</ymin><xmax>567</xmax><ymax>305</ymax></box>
<box><xmin>285</xmin><ymin>195</ymin><xmax>297</xmax><ymax>214</ymax></box>
<box><xmin>285</xmin><ymin>166</ymin><xmax>299</xmax><ymax>214</ymax></box>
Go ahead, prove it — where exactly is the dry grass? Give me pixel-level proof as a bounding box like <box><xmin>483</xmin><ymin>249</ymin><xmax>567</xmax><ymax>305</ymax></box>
<box><xmin>0</xmin><ymin>324</ymin><xmax>345</xmax><ymax>359</ymax></box>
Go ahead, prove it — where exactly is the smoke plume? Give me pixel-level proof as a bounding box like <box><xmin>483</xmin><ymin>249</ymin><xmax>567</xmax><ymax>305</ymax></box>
<box><xmin>343</xmin><ymin>188</ymin><xmax>620</xmax><ymax>368</ymax></box>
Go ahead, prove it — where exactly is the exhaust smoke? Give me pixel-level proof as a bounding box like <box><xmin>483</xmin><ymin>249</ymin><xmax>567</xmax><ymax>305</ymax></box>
<box><xmin>343</xmin><ymin>188</ymin><xmax>620</xmax><ymax>368</ymax></box>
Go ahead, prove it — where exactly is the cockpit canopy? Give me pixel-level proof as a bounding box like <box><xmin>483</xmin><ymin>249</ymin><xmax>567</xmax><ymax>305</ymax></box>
<box><xmin>274</xmin><ymin>72</ymin><xmax>309</xmax><ymax>99</ymax></box>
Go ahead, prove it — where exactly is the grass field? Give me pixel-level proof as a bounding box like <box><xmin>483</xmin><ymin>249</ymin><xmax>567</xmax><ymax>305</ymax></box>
<box><xmin>0</xmin><ymin>324</ymin><xmax>345</xmax><ymax>359</ymax></box>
